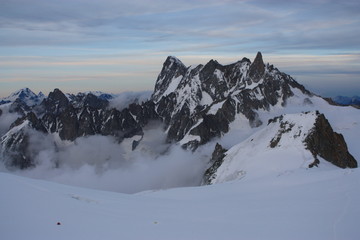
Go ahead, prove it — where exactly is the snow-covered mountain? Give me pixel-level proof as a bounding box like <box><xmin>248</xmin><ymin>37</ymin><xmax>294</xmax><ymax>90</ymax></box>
<box><xmin>0</xmin><ymin>87</ymin><xmax>44</xmax><ymax>107</ymax></box>
<box><xmin>152</xmin><ymin>52</ymin><xmax>311</xmax><ymax>149</ymax></box>
<box><xmin>0</xmin><ymin>52</ymin><xmax>358</xmax><ymax>179</ymax></box>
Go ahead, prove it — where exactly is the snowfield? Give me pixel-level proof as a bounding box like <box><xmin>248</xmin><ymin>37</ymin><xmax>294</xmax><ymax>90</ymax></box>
<box><xmin>1</xmin><ymin>166</ymin><xmax>359</xmax><ymax>240</ymax></box>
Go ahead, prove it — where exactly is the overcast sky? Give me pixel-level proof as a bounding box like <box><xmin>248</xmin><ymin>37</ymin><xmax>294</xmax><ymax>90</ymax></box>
<box><xmin>1</xmin><ymin>0</ymin><xmax>359</xmax><ymax>97</ymax></box>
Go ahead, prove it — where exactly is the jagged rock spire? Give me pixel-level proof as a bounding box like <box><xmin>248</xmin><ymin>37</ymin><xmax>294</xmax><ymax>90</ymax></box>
<box><xmin>249</xmin><ymin>51</ymin><xmax>265</xmax><ymax>83</ymax></box>
<box><xmin>41</xmin><ymin>88</ymin><xmax>69</xmax><ymax>115</ymax></box>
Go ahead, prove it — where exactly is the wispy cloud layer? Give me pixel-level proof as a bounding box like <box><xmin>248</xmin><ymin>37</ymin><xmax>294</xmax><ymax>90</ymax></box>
<box><xmin>1</xmin><ymin>0</ymin><xmax>359</xmax><ymax>97</ymax></box>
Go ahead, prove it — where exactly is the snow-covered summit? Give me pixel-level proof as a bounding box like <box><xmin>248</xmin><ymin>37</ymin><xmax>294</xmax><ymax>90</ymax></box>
<box><xmin>0</xmin><ymin>88</ymin><xmax>44</xmax><ymax>106</ymax></box>
<box><xmin>152</xmin><ymin>52</ymin><xmax>312</xmax><ymax>148</ymax></box>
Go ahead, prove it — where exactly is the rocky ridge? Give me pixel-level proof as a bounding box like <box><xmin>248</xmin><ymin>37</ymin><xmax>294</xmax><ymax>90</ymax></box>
<box><xmin>1</xmin><ymin>89</ymin><xmax>157</xmax><ymax>168</ymax></box>
<box><xmin>0</xmin><ymin>52</ymin><xmax>357</xmax><ymax>171</ymax></box>
<box><xmin>152</xmin><ymin>52</ymin><xmax>312</xmax><ymax>148</ymax></box>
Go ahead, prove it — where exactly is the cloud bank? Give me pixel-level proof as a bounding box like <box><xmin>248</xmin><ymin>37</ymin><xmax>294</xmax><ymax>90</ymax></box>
<box><xmin>0</xmin><ymin>104</ymin><xmax>21</xmax><ymax>137</ymax></box>
<box><xmin>108</xmin><ymin>91</ymin><xmax>152</xmax><ymax>111</ymax></box>
<box><xmin>5</xmin><ymin>122</ymin><xmax>209</xmax><ymax>194</ymax></box>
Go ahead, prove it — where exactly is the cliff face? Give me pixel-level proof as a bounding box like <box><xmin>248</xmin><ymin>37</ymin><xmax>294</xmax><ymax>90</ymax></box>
<box><xmin>305</xmin><ymin>113</ymin><xmax>357</xmax><ymax>168</ymax></box>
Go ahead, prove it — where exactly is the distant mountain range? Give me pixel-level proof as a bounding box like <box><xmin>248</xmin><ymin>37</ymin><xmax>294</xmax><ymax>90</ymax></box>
<box><xmin>0</xmin><ymin>52</ymin><xmax>358</xmax><ymax>183</ymax></box>
<box><xmin>331</xmin><ymin>95</ymin><xmax>360</xmax><ymax>106</ymax></box>
<box><xmin>0</xmin><ymin>88</ymin><xmax>45</xmax><ymax>106</ymax></box>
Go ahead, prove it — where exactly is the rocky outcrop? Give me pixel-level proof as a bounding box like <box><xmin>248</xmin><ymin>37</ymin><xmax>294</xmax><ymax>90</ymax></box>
<box><xmin>202</xmin><ymin>143</ymin><xmax>227</xmax><ymax>185</ymax></box>
<box><xmin>305</xmin><ymin>113</ymin><xmax>357</xmax><ymax>168</ymax></box>
<box><xmin>266</xmin><ymin>112</ymin><xmax>357</xmax><ymax>168</ymax></box>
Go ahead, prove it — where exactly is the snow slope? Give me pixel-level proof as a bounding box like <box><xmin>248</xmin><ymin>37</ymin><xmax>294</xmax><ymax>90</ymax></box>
<box><xmin>1</xmin><ymin>167</ymin><xmax>359</xmax><ymax>240</ymax></box>
<box><xmin>210</xmin><ymin>112</ymin><xmax>319</xmax><ymax>184</ymax></box>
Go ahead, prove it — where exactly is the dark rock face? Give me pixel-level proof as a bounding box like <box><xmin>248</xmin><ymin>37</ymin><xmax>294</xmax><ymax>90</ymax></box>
<box><xmin>1</xmin><ymin>88</ymin><xmax>159</xmax><ymax>168</ymax></box>
<box><xmin>188</xmin><ymin>98</ymin><xmax>236</xmax><ymax>148</ymax></box>
<box><xmin>152</xmin><ymin>56</ymin><xmax>187</xmax><ymax>102</ymax></box>
<box><xmin>152</xmin><ymin>52</ymin><xmax>310</xmax><ymax>148</ymax></box>
<box><xmin>10</xmin><ymin>112</ymin><xmax>47</xmax><ymax>133</ymax></box>
<box><xmin>69</xmin><ymin>92</ymin><xmax>109</xmax><ymax>109</ymax></box>
<box><xmin>9</xmin><ymin>98</ymin><xmax>32</xmax><ymax>116</ymax></box>
<box><xmin>1</xmin><ymin>112</ymin><xmax>48</xmax><ymax>169</ymax></box>
<box><xmin>129</xmin><ymin>101</ymin><xmax>159</xmax><ymax>127</ymax></box>
<box><xmin>305</xmin><ymin>114</ymin><xmax>357</xmax><ymax>168</ymax></box>
<box><xmin>40</xmin><ymin>89</ymin><xmax>156</xmax><ymax>141</ymax></box>
<box><xmin>202</xmin><ymin>143</ymin><xmax>227</xmax><ymax>185</ymax></box>
<box><xmin>248</xmin><ymin>52</ymin><xmax>265</xmax><ymax>83</ymax></box>
<box><xmin>41</xmin><ymin>88</ymin><xmax>70</xmax><ymax>115</ymax></box>
<box><xmin>83</xmin><ymin>93</ymin><xmax>109</xmax><ymax>109</ymax></box>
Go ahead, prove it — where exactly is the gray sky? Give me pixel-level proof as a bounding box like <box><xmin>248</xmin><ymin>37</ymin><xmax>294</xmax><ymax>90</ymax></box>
<box><xmin>1</xmin><ymin>0</ymin><xmax>359</xmax><ymax>97</ymax></box>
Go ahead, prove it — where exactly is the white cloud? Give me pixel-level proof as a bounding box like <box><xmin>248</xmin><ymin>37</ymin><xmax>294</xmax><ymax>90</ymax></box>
<box><xmin>108</xmin><ymin>91</ymin><xmax>152</xmax><ymax>111</ymax></box>
<box><xmin>12</xmin><ymin>122</ymin><xmax>209</xmax><ymax>193</ymax></box>
<box><xmin>0</xmin><ymin>104</ymin><xmax>21</xmax><ymax>137</ymax></box>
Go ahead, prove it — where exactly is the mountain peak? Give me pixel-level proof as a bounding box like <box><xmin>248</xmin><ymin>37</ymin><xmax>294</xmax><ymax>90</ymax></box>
<box><xmin>9</xmin><ymin>88</ymin><xmax>36</xmax><ymax>99</ymax></box>
<box><xmin>152</xmin><ymin>56</ymin><xmax>187</xmax><ymax>102</ymax></box>
<box><xmin>249</xmin><ymin>51</ymin><xmax>265</xmax><ymax>83</ymax></box>
<box><xmin>42</xmin><ymin>88</ymin><xmax>70</xmax><ymax>114</ymax></box>
<box><xmin>254</xmin><ymin>51</ymin><xmax>263</xmax><ymax>63</ymax></box>
<box><xmin>0</xmin><ymin>87</ymin><xmax>44</xmax><ymax>107</ymax></box>
<box><xmin>48</xmin><ymin>88</ymin><xmax>67</xmax><ymax>101</ymax></box>
<box><xmin>165</xmin><ymin>56</ymin><xmax>185</xmax><ymax>68</ymax></box>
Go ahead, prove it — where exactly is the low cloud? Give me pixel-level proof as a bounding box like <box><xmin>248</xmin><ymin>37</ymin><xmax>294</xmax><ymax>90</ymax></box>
<box><xmin>108</xmin><ymin>91</ymin><xmax>152</xmax><ymax>111</ymax></box>
<box><xmin>10</xmin><ymin>122</ymin><xmax>209</xmax><ymax>193</ymax></box>
<box><xmin>0</xmin><ymin>104</ymin><xmax>21</xmax><ymax>136</ymax></box>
